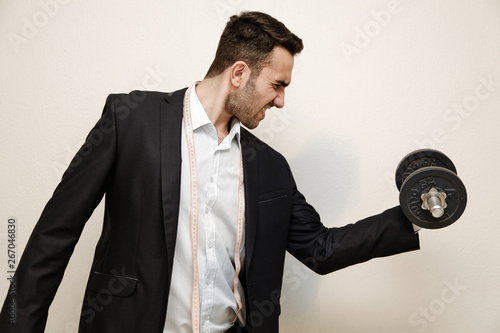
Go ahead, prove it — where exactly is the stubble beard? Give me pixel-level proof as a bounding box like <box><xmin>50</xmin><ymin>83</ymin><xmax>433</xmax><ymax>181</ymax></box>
<box><xmin>224</xmin><ymin>77</ymin><xmax>261</xmax><ymax>129</ymax></box>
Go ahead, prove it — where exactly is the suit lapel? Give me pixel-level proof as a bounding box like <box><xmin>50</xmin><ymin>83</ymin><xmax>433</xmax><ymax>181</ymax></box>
<box><xmin>160</xmin><ymin>88</ymin><xmax>186</xmax><ymax>271</ymax></box>
<box><xmin>241</xmin><ymin>129</ymin><xmax>259</xmax><ymax>273</ymax></box>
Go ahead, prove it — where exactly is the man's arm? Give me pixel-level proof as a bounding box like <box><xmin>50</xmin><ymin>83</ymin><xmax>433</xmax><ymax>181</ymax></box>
<box><xmin>0</xmin><ymin>95</ymin><xmax>118</xmax><ymax>333</ymax></box>
<box><xmin>286</xmin><ymin>177</ymin><xmax>420</xmax><ymax>275</ymax></box>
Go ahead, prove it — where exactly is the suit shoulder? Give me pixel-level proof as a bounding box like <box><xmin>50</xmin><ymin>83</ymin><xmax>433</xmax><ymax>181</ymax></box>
<box><xmin>100</xmin><ymin>88</ymin><xmax>187</xmax><ymax>121</ymax></box>
<box><xmin>105</xmin><ymin>88</ymin><xmax>187</xmax><ymax>106</ymax></box>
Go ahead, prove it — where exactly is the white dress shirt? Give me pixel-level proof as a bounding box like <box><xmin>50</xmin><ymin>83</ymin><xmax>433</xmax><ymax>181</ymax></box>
<box><xmin>164</xmin><ymin>84</ymin><xmax>246</xmax><ymax>333</ymax></box>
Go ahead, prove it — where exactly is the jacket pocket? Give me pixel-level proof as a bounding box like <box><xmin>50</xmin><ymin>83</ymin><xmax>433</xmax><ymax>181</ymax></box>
<box><xmin>258</xmin><ymin>189</ymin><xmax>288</xmax><ymax>203</ymax></box>
<box><xmin>88</xmin><ymin>271</ymin><xmax>138</xmax><ymax>297</ymax></box>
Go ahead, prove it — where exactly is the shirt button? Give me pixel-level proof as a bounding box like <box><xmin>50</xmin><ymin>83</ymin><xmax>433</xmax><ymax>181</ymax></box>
<box><xmin>210</xmin><ymin>176</ymin><xmax>215</xmax><ymax>183</ymax></box>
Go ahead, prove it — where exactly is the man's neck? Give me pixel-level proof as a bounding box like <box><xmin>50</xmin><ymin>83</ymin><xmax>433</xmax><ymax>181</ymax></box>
<box><xmin>195</xmin><ymin>78</ymin><xmax>233</xmax><ymax>143</ymax></box>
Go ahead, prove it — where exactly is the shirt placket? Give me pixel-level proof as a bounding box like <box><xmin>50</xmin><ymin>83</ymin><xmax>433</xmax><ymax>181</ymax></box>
<box><xmin>200</xmin><ymin>141</ymin><xmax>220</xmax><ymax>332</ymax></box>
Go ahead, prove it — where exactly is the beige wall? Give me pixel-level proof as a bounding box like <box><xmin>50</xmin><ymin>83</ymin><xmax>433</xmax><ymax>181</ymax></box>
<box><xmin>1</xmin><ymin>0</ymin><xmax>499</xmax><ymax>332</ymax></box>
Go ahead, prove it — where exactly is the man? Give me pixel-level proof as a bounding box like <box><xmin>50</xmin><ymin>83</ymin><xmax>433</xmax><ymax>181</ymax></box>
<box><xmin>0</xmin><ymin>11</ymin><xmax>419</xmax><ymax>333</ymax></box>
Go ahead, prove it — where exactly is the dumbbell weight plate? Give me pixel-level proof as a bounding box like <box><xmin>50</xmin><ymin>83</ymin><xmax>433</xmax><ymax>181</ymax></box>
<box><xmin>399</xmin><ymin>166</ymin><xmax>467</xmax><ymax>229</ymax></box>
<box><xmin>396</xmin><ymin>149</ymin><xmax>457</xmax><ymax>190</ymax></box>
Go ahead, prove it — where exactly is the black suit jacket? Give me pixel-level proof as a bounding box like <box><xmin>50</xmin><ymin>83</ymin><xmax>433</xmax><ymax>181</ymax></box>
<box><xmin>1</xmin><ymin>88</ymin><xmax>419</xmax><ymax>333</ymax></box>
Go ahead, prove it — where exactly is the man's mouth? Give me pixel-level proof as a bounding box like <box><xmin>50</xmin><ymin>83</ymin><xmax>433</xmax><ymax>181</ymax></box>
<box><xmin>260</xmin><ymin>103</ymin><xmax>273</xmax><ymax>120</ymax></box>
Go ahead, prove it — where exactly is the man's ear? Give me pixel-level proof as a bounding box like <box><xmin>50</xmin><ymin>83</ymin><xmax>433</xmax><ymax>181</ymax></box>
<box><xmin>230</xmin><ymin>61</ymin><xmax>251</xmax><ymax>88</ymax></box>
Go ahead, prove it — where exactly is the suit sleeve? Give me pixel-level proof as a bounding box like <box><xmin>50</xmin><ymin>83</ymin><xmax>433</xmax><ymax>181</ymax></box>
<box><xmin>0</xmin><ymin>94</ymin><xmax>119</xmax><ymax>333</ymax></box>
<box><xmin>286</xmin><ymin>173</ymin><xmax>420</xmax><ymax>275</ymax></box>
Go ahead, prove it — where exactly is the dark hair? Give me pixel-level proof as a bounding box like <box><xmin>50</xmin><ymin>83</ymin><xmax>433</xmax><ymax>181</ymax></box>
<box><xmin>205</xmin><ymin>11</ymin><xmax>303</xmax><ymax>78</ymax></box>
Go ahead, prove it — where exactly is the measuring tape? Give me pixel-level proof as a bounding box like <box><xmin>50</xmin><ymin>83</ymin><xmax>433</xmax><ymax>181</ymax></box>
<box><xmin>182</xmin><ymin>85</ymin><xmax>245</xmax><ymax>332</ymax></box>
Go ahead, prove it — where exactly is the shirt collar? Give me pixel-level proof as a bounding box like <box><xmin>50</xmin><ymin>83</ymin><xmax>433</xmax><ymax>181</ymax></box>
<box><xmin>190</xmin><ymin>82</ymin><xmax>241</xmax><ymax>144</ymax></box>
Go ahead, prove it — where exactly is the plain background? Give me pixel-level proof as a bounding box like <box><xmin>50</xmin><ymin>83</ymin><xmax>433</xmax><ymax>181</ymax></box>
<box><xmin>1</xmin><ymin>0</ymin><xmax>499</xmax><ymax>332</ymax></box>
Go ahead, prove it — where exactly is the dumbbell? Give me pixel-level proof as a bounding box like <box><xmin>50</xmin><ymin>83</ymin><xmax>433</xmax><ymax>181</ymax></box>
<box><xmin>395</xmin><ymin>149</ymin><xmax>467</xmax><ymax>229</ymax></box>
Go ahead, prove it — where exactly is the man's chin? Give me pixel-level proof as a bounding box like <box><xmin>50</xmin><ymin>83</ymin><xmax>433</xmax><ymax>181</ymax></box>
<box><xmin>240</xmin><ymin>118</ymin><xmax>260</xmax><ymax>130</ymax></box>
<box><xmin>244</xmin><ymin>123</ymin><xmax>258</xmax><ymax>130</ymax></box>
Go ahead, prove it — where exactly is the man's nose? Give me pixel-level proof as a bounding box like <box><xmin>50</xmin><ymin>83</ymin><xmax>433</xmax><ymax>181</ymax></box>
<box><xmin>273</xmin><ymin>89</ymin><xmax>285</xmax><ymax>108</ymax></box>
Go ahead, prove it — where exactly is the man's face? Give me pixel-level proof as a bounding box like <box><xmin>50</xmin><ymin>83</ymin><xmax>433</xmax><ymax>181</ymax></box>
<box><xmin>225</xmin><ymin>46</ymin><xmax>294</xmax><ymax>129</ymax></box>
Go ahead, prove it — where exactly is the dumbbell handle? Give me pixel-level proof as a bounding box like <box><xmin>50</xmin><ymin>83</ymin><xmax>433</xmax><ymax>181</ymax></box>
<box><xmin>421</xmin><ymin>188</ymin><xmax>447</xmax><ymax>218</ymax></box>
